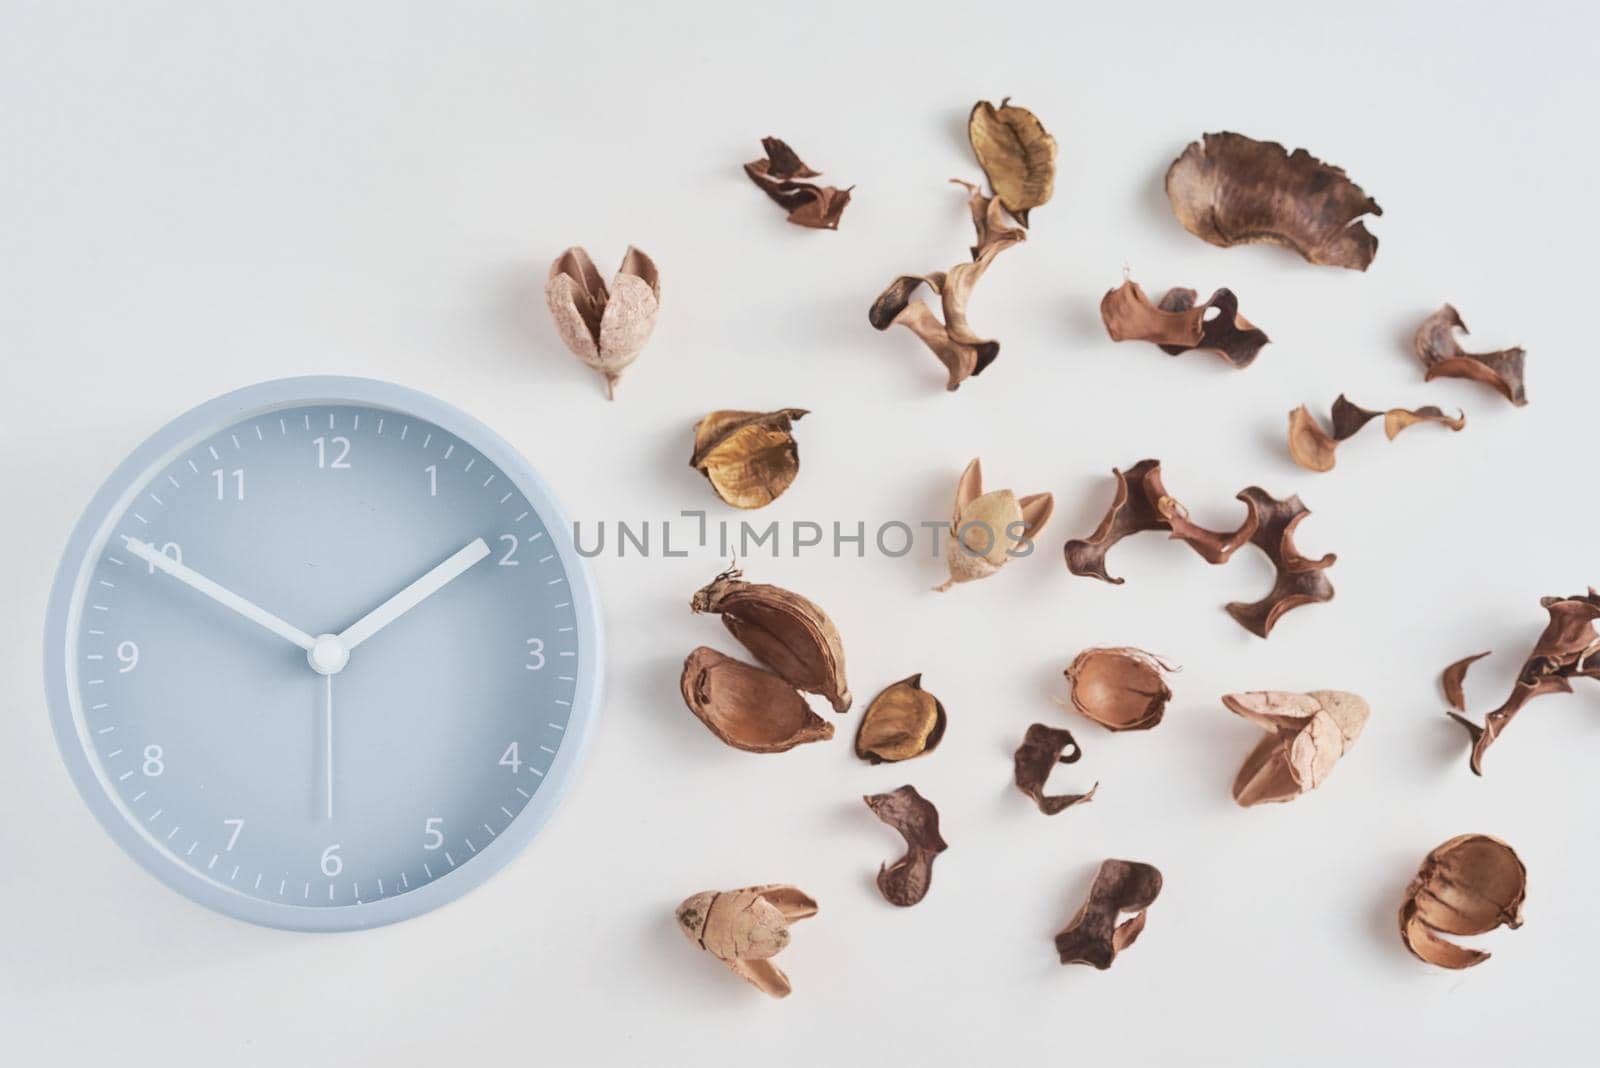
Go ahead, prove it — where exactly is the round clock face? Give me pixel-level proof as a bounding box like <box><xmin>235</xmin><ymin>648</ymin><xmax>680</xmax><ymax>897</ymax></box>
<box><xmin>44</xmin><ymin>377</ymin><xmax>602</xmax><ymax>931</ymax></box>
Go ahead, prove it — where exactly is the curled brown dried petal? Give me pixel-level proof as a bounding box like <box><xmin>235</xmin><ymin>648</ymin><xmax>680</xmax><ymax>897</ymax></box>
<box><xmin>1414</xmin><ymin>304</ymin><xmax>1527</xmax><ymax>406</ymax></box>
<box><xmin>676</xmin><ymin>884</ymin><xmax>818</xmax><ymax>997</ymax></box>
<box><xmin>689</xmin><ymin>408</ymin><xmax>807</xmax><ymax>509</ymax></box>
<box><xmin>1100</xmin><ymin>277</ymin><xmax>1270</xmax><ymax>369</ymax></box>
<box><xmin>1443</xmin><ymin>590</ymin><xmax>1600</xmax><ymax>774</ymax></box>
<box><xmin>1399</xmin><ymin>835</ymin><xmax>1526</xmax><ymax>970</ymax></box>
<box><xmin>692</xmin><ymin>567</ymin><xmax>850</xmax><ymax>713</ymax></box>
<box><xmin>545</xmin><ymin>246</ymin><xmax>661</xmax><ymax>399</ymax></box>
<box><xmin>1224</xmin><ymin>487</ymin><xmax>1336</xmax><ymax>638</ymax></box>
<box><xmin>679</xmin><ymin>647</ymin><xmax>834</xmax><ymax>753</ymax></box>
<box><xmin>864</xmin><ymin>785</ymin><xmax>947</xmax><ymax>908</ymax></box>
<box><xmin>869</xmin><ymin>181</ymin><xmax>1024</xmax><ymax>390</ymax></box>
<box><xmin>1013</xmin><ymin>723</ymin><xmax>1097</xmax><ymax>815</ymax></box>
<box><xmin>1223</xmin><ymin>690</ymin><xmax>1368</xmax><ymax>806</ymax></box>
<box><xmin>1165</xmin><ymin>132</ymin><xmax>1382</xmax><ymax>270</ymax></box>
<box><xmin>1065</xmin><ymin>647</ymin><xmax>1175</xmax><ymax>732</ymax></box>
<box><xmin>1287</xmin><ymin>395</ymin><xmax>1465</xmax><ymax>472</ymax></box>
<box><xmin>744</xmin><ymin>137</ymin><xmax>852</xmax><ymax>230</ymax></box>
<box><xmin>1055</xmin><ymin>859</ymin><xmax>1163</xmax><ymax>969</ymax></box>
<box><xmin>936</xmin><ymin>457</ymin><xmax>1052</xmax><ymax>591</ymax></box>
<box><xmin>968</xmin><ymin>98</ymin><xmax>1056</xmax><ymax>225</ymax></box>
<box><xmin>855</xmin><ymin>674</ymin><xmax>946</xmax><ymax>763</ymax></box>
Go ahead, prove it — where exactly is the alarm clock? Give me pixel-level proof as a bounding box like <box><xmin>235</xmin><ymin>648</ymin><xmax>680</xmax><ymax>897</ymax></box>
<box><xmin>43</xmin><ymin>376</ymin><xmax>604</xmax><ymax>930</ymax></box>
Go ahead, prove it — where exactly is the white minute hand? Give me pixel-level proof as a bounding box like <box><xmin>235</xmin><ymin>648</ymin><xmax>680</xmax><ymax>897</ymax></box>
<box><xmin>338</xmin><ymin>537</ymin><xmax>491</xmax><ymax>651</ymax></box>
<box><xmin>125</xmin><ymin>538</ymin><xmax>316</xmax><ymax>651</ymax></box>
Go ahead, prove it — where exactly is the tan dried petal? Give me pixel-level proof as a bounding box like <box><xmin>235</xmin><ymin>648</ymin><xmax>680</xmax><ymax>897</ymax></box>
<box><xmin>1223</xmin><ymin>690</ymin><xmax>1368</xmax><ymax>806</ymax></box>
<box><xmin>1065</xmin><ymin>647</ymin><xmax>1175</xmax><ymax>732</ymax></box>
<box><xmin>1399</xmin><ymin>835</ymin><xmax>1526</xmax><ymax>969</ymax></box>
<box><xmin>968</xmin><ymin>98</ymin><xmax>1057</xmax><ymax>225</ymax></box>
<box><xmin>864</xmin><ymin>785</ymin><xmax>947</xmax><ymax>908</ymax></box>
<box><xmin>1013</xmin><ymin>723</ymin><xmax>1098</xmax><ymax>815</ymax></box>
<box><xmin>679</xmin><ymin>647</ymin><xmax>833</xmax><ymax>753</ymax></box>
<box><xmin>935</xmin><ymin>457</ymin><xmax>1051</xmax><ymax>591</ymax></box>
<box><xmin>676</xmin><ymin>884</ymin><xmax>817</xmax><ymax>997</ymax></box>
<box><xmin>692</xmin><ymin>567</ymin><xmax>850</xmax><ymax>712</ymax></box>
<box><xmin>1055</xmin><ymin>859</ymin><xmax>1163</xmax><ymax>969</ymax></box>
<box><xmin>1165</xmin><ymin>132</ymin><xmax>1382</xmax><ymax>270</ymax></box>
<box><xmin>689</xmin><ymin>408</ymin><xmax>807</xmax><ymax>509</ymax></box>
<box><xmin>744</xmin><ymin>137</ymin><xmax>852</xmax><ymax>230</ymax></box>
<box><xmin>545</xmin><ymin>245</ymin><xmax>660</xmax><ymax>399</ymax></box>
<box><xmin>855</xmin><ymin>673</ymin><xmax>947</xmax><ymax>764</ymax></box>
<box><xmin>1100</xmin><ymin>278</ymin><xmax>1270</xmax><ymax>369</ymax></box>
<box><xmin>1414</xmin><ymin>304</ymin><xmax>1527</xmax><ymax>406</ymax></box>
<box><xmin>1288</xmin><ymin>395</ymin><xmax>1464</xmax><ymax>472</ymax></box>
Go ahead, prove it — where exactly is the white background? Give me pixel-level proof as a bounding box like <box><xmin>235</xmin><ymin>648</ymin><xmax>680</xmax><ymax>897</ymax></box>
<box><xmin>2</xmin><ymin>1</ymin><xmax>1597</xmax><ymax>1064</ymax></box>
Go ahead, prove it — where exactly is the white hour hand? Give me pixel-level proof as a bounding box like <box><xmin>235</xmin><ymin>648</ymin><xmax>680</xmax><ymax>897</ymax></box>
<box><xmin>125</xmin><ymin>537</ymin><xmax>316</xmax><ymax>651</ymax></box>
<box><xmin>338</xmin><ymin>537</ymin><xmax>490</xmax><ymax>651</ymax></box>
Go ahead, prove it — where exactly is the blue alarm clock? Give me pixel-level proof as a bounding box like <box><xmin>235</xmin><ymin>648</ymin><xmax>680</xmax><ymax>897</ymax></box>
<box><xmin>44</xmin><ymin>377</ymin><xmax>603</xmax><ymax>930</ymax></box>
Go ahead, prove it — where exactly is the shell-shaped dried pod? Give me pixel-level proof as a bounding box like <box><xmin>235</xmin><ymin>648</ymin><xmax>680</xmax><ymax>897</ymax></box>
<box><xmin>1399</xmin><ymin>835</ymin><xmax>1526</xmax><ymax>970</ymax></box>
<box><xmin>679</xmin><ymin>647</ymin><xmax>834</xmax><ymax>753</ymax></box>
<box><xmin>968</xmin><ymin>98</ymin><xmax>1057</xmax><ymax>225</ymax></box>
<box><xmin>935</xmin><ymin>458</ymin><xmax>1052</xmax><ymax>591</ymax></box>
<box><xmin>676</xmin><ymin>884</ymin><xmax>818</xmax><ymax>997</ymax></box>
<box><xmin>864</xmin><ymin>785</ymin><xmax>947</xmax><ymax>907</ymax></box>
<box><xmin>1064</xmin><ymin>647</ymin><xmax>1175</xmax><ymax>731</ymax></box>
<box><xmin>691</xmin><ymin>567</ymin><xmax>850</xmax><ymax>712</ymax></box>
<box><xmin>689</xmin><ymin>408</ymin><xmax>807</xmax><ymax>509</ymax></box>
<box><xmin>545</xmin><ymin>246</ymin><xmax>660</xmax><ymax>399</ymax></box>
<box><xmin>1055</xmin><ymin>859</ymin><xmax>1163</xmax><ymax>969</ymax></box>
<box><xmin>855</xmin><ymin>674</ymin><xmax>946</xmax><ymax>763</ymax></box>
<box><xmin>1223</xmin><ymin>690</ymin><xmax>1369</xmax><ymax>806</ymax></box>
<box><xmin>1413</xmin><ymin>304</ymin><xmax>1527</xmax><ymax>406</ymax></box>
<box><xmin>1165</xmin><ymin>132</ymin><xmax>1381</xmax><ymax>270</ymax></box>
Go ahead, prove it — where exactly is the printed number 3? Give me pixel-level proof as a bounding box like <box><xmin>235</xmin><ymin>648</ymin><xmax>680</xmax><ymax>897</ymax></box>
<box><xmin>525</xmin><ymin>638</ymin><xmax>545</xmax><ymax>671</ymax></box>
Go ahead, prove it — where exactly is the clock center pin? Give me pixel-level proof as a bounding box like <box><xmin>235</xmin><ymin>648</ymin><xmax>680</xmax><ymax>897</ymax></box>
<box><xmin>307</xmin><ymin>633</ymin><xmax>350</xmax><ymax>676</ymax></box>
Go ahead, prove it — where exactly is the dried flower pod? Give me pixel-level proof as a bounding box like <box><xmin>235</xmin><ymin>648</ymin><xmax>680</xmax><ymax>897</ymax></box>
<box><xmin>1100</xmin><ymin>277</ymin><xmax>1270</xmax><ymax>369</ymax></box>
<box><xmin>1223</xmin><ymin>690</ymin><xmax>1369</xmax><ymax>806</ymax></box>
<box><xmin>1399</xmin><ymin>835</ymin><xmax>1526</xmax><ymax>970</ymax></box>
<box><xmin>692</xmin><ymin>567</ymin><xmax>850</xmax><ymax>712</ymax></box>
<box><xmin>1165</xmin><ymin>132</ymin><xmax>1382</xmax><ymax>270</ymax></box>
<box><xmin>967</xmin><ymin>98</ymin><xmax>1056</xmax><ymax>225</ymax></box>
<box><xmin>676</xmin><ymin>884</ymin><xmax>818</xmax><ymax>997</ymax></box>
<box><xmin>864</xmin><ymin>785</ymin><xmax>947</xmax><ymax>907</ymax></box>
<box><xmin>1414</xmin><ymin>304</ymin><xmax>1527</xmax><ymax>406</ymax></box>
<box><xmin>936</xmin><ymin>457</ymin><xmax>1052</xmax><ymax>591</ymax></box>
<box><xmin>1223</xmin><ymin>487</ymin><xmax>1336</xmax><ymax>638</ymax></box>
<box><xmin>689</xmin><ymin>408</ymin><xmax>808</xmax><ymax>509</ymax></box>
<box><xmin>1055</xmin><ymin>859</ymin><xmax>1163</xmax><ymax>969</ymax></box>
<box><xmin>869</xmin><ymin>181</ymin><xmax>1025</xmax><ymax>390</ymax></box>
<box><xmin>1287</xmin><ymin>395</ymin><xmax>1465</xmax><ymax>472</ymax></box>
<box><xmin>679</xmin><ymin>647</ymin><xmax>834</xmax><ymax>753</ymax></box>
<box><xmin>1064</xmin><ymin>647</ymin><xmax>1175</xmax><ymax>732</ymax></box>
<box><xmin>855</xmin><ymin>674</ymin><xmax>946</xmax><ymax>763</ymax></box>
<box><xmin>744</xmin><ymin>137</ymin><xmax>852</xmax><ymax>230</ymax></box>
<box><xmin>544</xmin><ymin>246</ymin><xmax>660</xmax><ymax>399</ymax></box>
<box><xmin>1013</xmin><ymin>723</ymin><xmax>1097</xmax><ymax>815</ymax></box>
<box><xmin>1443</xmin><ymin>590</ymin><xmax>1600</xmax><ymax>774</ymax></box>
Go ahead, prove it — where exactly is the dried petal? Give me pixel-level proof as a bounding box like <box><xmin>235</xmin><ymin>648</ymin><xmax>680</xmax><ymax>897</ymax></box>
<box><xmin>545</xmin><ymin>245</ymin><xmax>660</xmax><ymax>399</ymax></box>
<box><xmin>869</xmin><ymin>181</ymin><xmax>1024</xmax><ymax>390</ymax></box>
<box><xmin>1224</xmin><ymin>487</ymin><xmax>1336</xmax><ymax>638</ymax></box>
<box><xmin>936</xmin><ymin>457</ymin><xmax>1052</xmax><ymax>590</ymax></box>
<box><xmin>689</xmin><ymin>408</ymin><xmax>807</xmax><ymax>509</ymax></box>
<box><xmin>1223</xmin><ymin>690</ymin><xmax>1368</xmax><ymax>806</ymax></box>
<box><xmin>1013</xmin><ymin>723</ymin><xmax>1098</xmax><ymax>815</ymax></box>
<box><xmin>864</xmin><ymin>785</ymin><xmax>947</xmax><ymax>907</ymax></box>
<box><xmin>692</xmin><ymin>567</ymin><xmax>850</xmax><ymax>712</ymax></box>
<box><xmin>1064</xmin><ymin>647</ymin><xmax>1175</xmax><ymax>732</ymax></box>
<box><xmin>1054</xmin><ymin>859</ymin><xmax>1163</xmax><ymax>969</ymax></box>
<box><xmin>679</xmin><ymin>647</ymin><xmax>834</xmax><ymax>753</ymax></box>
<box><xmin>855</xmin><ymin>674</ymin><xmax>946</xmax><ymax>763</ymax></box>
<box><xmin>1100</xmin><ymin>278</ymin><xmax>1270</xmax><ymax>369</ymax></box>
<box><xmin>1414</xmin><ymin>304</ymin><xmax>1527</xmax><ymax>406</ymax></box>
<box><xmin>676</xmin><ymin>884</ymin><xmax>817</xmax><ymax>997</ymax></box>
<box><xmin>744</xmin><ymin>137</ymin><xmax>852</xmax><ymax>230</ymax></box>
<box><xmin>1399</xmin><ymin>835</ymin><xmax>1526</xmax><ymax>969</ymax></box>
<box><xmin>1287</xmin><ymin>395</ymin><xmax>1464</xmax><ymax>472</ymax></box>
<box><xmin>1165</xmin><ymin>132</ymin><xmax>1382</xmax><ymax>270</ymax></box>
<box><xmin>967</xmin><ymin>98</ymin><xmax>1057</xmax><ymax>225</ymax></box>
<box><xmin>1444</xmin><ymin>590</ymin><xmax>1600</xmax><ymax>774</ymax></box>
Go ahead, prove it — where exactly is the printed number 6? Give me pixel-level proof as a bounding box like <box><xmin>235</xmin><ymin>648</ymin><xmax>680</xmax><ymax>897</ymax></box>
<box><xmin>321</xmin><ymin>843</ymin><xmax>343</xmax><ymax>877</ymax></box>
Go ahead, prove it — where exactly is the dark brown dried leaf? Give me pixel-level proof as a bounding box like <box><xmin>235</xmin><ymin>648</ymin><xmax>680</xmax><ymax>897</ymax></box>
<box><xmin>864</xmin><ymin>785</ymin><xmax>947</xmax><ymax>908</ymax></box>
<box><xmin>1054</xmin><ymin>859</ymin><xmax>1163</xmax><ymax>969</ymax></box>
<box><xmin>1013</xmin><ymin>723</ymin><xmax>1098</xmax><ymax>814</ymax></box>
<box><xmin>1224</xmin><ymin>487</ymin><xmax>1336</xmax><ymax>638</ymax></box>
<box><xmin>855</xmin><ymin>674</ymin><xmax>946</xmax><ymax>763</ymax></box>
<box><xmin>692</xmin><ymin>567</ymin><xmax>850</xmax><ymax>712</ymax></box>
<box><xmin>1165</xmin><ymin>132</ymin><xmax>1382</xmax><ymax>270</ymax></box>
<box><xmin>689</xmin><ymin>408</ymin><xmax>807</xmax><ymax>509</ymax></box>
<box><xmin>679</xmin><ymin>647</ymin><xmax>834</xmax><ymax>753</ymax></box>
<box><xmin>1100</xmin><ymin>277</ymin><xmax>1270</xmax><ymax>369</ymax></box>
<box><xmin>968</xmin><ymin>98</ymin><xmax>1056</xmax><ymax>225</ymax></box>
<box><xmin>1414</xmin><ymin>304</ymin><xmax>1527</xmax><ymax>406</ymax></box>
<box><xmin>1399</xmin><ymin>834</ymin><xmax>1526</xmax><ymax>969</ymax></box>
<box><xmin>1287</xmin><ymin>394</ymin><xmax>1465</xmax><ymax>472</ymax></box>
<box><xmin>744</xmin><ymin>137</ymin><xmax>853</xmax><ymax>230</ymax></box>
<box><xmin>1064</xmin><ymin>647</ymin><xmax>1175</xmax><ymax>732</ymax></box>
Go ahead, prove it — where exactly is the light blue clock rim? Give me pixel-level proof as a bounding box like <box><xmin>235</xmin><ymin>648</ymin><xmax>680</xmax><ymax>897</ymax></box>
<box><xmin>43</xmin><ymin>375</ymin><xmax>605</xmax><ymax>933</ymax></box>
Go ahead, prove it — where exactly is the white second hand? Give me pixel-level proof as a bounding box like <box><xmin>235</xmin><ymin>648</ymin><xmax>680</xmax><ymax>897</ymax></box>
<box><xmin>325</xmin><ymin>674</ymin><xmax>334</xmax><ymax>821</ymax></box>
